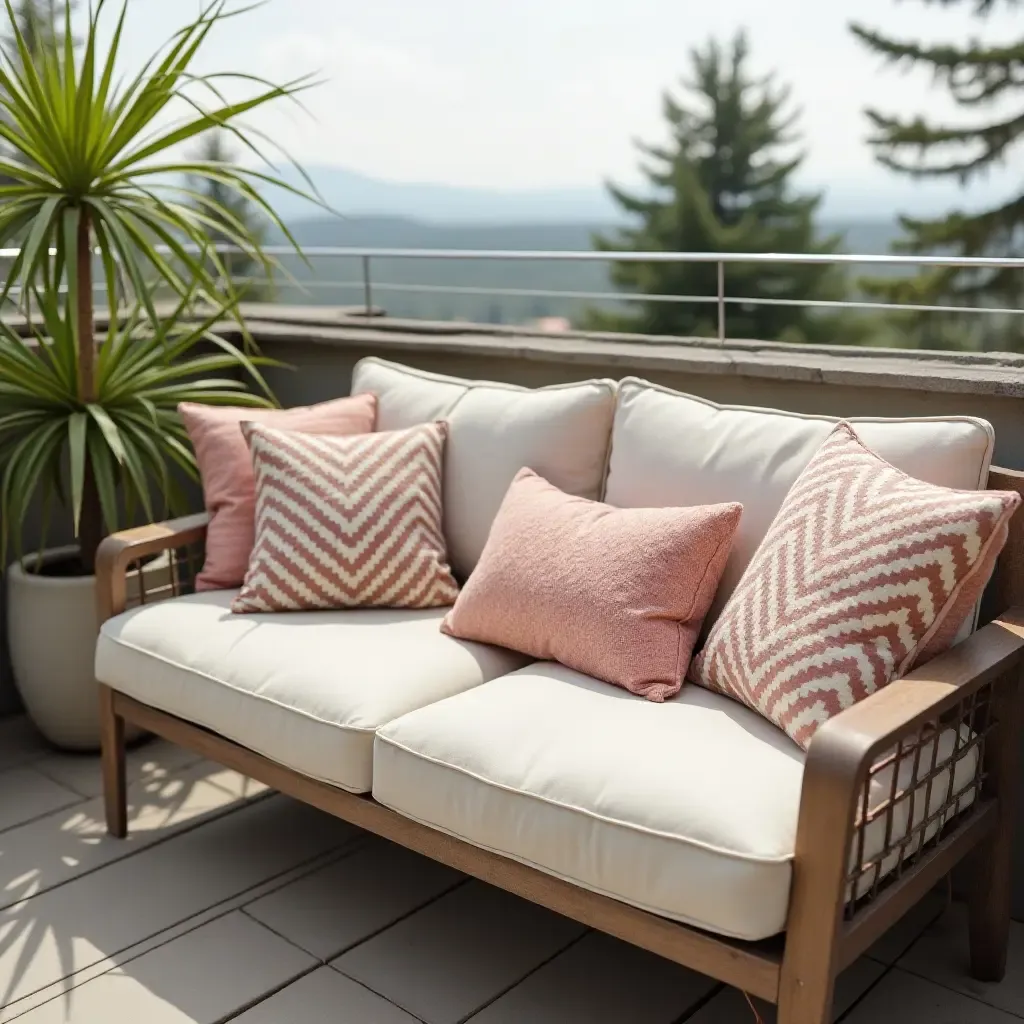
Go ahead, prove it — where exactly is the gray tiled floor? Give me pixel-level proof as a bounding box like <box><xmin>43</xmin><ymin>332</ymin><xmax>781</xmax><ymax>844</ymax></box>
<box><xmin>898</xmin><ymin>904</ymin><xmax>1024</xmax><ymax>1017</ymax></box>
<box><xmin>0</xmin><ymin>719</ymin><xmax>1020</xmax><ymax>1024</ymax></box>
<box><xmin>12</xmin><ymin>913</ymin><xmax>315</xmax><ymax>1024</ymax></box>
<box><xmin>245</xmin><ymin>839</ymin><xmax>464</xmax><ymax>960</ymax></box>
<box><xmin>466</xmin><ymin>931</ymin><xmax>717</xmax><ymax>1024</ymax></box>
<box><xmin>333</xmin><ymin>881</ymin><xmax>587</xmax><ymax>1024</ymax></box>
<box><xmin>844</xmin><ymin>969</ymin><xmax>1022</xmax><ymax>1024</ymax></box>
<box><xmin>0</xmin><ymin>764</ymin><xmax>81</xmax><ymax>832</ymax></box>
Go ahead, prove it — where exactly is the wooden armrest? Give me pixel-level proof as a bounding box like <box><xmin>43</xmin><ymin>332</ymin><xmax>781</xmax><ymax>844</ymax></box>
<box><xmin>95</xmin><ymin>512</ymin><xmax>209</xmax><ymax>623</ymax></box>
<box><xmin>798</xmin><ymin>606</ymin><xmax>1024</xmax><ymax>842</ymax></box>
<box><xmin>808</xmin><ymin>605</ymin><xmax>1024</xmax><ymax>774</ymax></box>
<box><xmin>779</xmin><ymin>607</ymin><xmax>1024</xmax><ymax>1005</ymax></box>
<box><xmin>781</xmin><ymin>606</ymin><xmax>1024</xmax><ymax>991</ymax></box>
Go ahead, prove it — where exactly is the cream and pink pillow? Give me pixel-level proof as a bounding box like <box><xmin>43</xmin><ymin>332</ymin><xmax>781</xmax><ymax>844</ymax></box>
<box><xmin>181</xmin><ymin>394</ymin><xmax>377</xmax><ymax>591</ymax></box>
<box><xmin>690</xmin><ymin>422</ymin><xmax>1020</xmax><ymax>748</ymax></box>
<box><xmin>441</xmin><ymin>468</ymin><xmax>742</xmax><ymax>701</ymax></box>
<box><xmin>232</xmin><ymin>420</ymin><xmax>459</xmax><ymax>613</ymax></box>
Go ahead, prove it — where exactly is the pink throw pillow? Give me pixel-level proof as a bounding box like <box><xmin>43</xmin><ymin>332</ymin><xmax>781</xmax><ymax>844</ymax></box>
<box><xmin>690</xmin><ymin>422</ymin><xmax>1021</xmax><ymax>748</ymax></box>
<box><xmin>441</xmin><ymin>468</ymin><xmax>743</xmax><ymax>701</ymax></box>
<box><xmin>181</xmin><ymin>394</ymin><xmax>377</xmax><ymax>590</ymax></box>
<box><xmin>233</xmin><ymin>420</ymin><xmax>459</xmax><ymax>612</ymax></box>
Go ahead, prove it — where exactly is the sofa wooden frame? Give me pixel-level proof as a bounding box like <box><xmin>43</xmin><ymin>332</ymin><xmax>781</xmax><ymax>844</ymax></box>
<box><xmin>95</xmin><ymin>466</ymin><xmax>1024</xmax><ymax>1024</ymax></box>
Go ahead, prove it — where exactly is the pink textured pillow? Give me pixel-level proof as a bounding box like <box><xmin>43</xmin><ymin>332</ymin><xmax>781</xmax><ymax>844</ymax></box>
<box><xmin>181</xmin><ymin>394</ymin><xmax>377</xmax><ymax>590</ymax></box>
<box><xmin>441</xmin><ymin>468</ymin><xmax>743</xmax><ymax>701</ymax></box>
<box><xmin>691</xmin><ymin>422</ymin><xmax>1021</xmax><ymax>748</ymax></box>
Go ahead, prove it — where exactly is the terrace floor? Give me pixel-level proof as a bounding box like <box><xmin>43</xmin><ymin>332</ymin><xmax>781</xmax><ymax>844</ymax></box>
<box><xmin>0</xmin><ymin>715</ymin><xmax>1021</xmax><ymax>1024</ymax></box>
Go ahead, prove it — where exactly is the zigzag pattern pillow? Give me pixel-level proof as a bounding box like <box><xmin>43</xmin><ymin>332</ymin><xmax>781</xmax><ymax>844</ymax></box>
<box><xmin>232</xmin><ymin>420</ymin><xmax>460</xmax><ymax>613</ymax></box>
<box><xmin>690</xmin><ymin>422</ymin><xmax>1020</xmax><ymax>748</ymax></box>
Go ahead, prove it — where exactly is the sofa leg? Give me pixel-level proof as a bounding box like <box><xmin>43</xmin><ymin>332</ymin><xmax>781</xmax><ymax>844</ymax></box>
<box><xmin>776</xmin><ymin>740</ymin><xmax>851</xmax><ymax>1024</ymax></box>
<box><xmin>968</xmin><ymin>665</ymin><xmax>1023</xmax><ymax>982</ymax></box>
<box><xmin>777</xmin><ymin>886</ymin><xmax>838</xmax><ymax>1024</ymax></box>
<box><xmin>967</xmin><ymin>834</ymin><xmax>1010</xmax><ymax>982</ymax></box>
<box><xmin>776</xmin><ymin>965</ymin><xmax>834</xmax><ymax>1024</ymax></box>
<box><xmin>99</xmin><ymin>684</ymin><xmax>127</xmax><ymax>838</ymax></box>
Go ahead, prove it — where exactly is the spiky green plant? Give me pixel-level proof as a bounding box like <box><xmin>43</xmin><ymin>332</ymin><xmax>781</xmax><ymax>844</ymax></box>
<box><xmin>0</xmin><ymin>0</ymin><xmax>319</xmax><ymax>572</ymax></box>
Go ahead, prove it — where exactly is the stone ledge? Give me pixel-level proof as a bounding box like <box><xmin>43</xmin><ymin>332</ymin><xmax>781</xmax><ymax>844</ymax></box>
<box><xmin>238</xmin><ymin>305</ymin><xmax>1024</xmax><ymax>399</ymax></box>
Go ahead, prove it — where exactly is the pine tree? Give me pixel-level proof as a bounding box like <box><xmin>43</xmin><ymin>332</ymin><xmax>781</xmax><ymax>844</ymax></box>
<box><xmin>589</xmin><ymin>32</ymin><xmax>843</xmax><ymax>343</ymax></box>
<box><xmin>186</xmin><ymin>130</ymin><xmax>268</xmax><ymax>298</ymax></box>
<box><xmin>851</xmin><ymin>1</ymin><xmax>1024</xmax><ymax>349</ymax></box>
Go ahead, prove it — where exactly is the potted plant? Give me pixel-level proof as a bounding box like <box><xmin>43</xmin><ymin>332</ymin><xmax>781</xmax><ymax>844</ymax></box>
<box><xmin>0</xmin><ymin>0</ymin><xmax>316</xmax><ymax>749</ymax></box>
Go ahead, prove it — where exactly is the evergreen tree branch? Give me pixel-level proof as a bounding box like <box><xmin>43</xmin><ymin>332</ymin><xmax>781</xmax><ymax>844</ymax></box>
<box><xmin>866</xmin><ymin>107</ymin><xmax>1024</xmax><ymax>181</ymax></box>
<box><xmin>852</xmin><ymin>23</ymin><xmax>1024</xmax><ymax>104</ymax></box>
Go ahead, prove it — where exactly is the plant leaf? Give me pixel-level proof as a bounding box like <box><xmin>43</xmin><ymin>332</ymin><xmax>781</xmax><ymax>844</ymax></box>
<box><xmin>0</xmin><ymin>0</ymin><xmax>314</xmax><ymax>555</ymax></box>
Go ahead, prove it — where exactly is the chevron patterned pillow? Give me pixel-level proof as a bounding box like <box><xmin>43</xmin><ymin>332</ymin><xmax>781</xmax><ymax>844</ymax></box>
<box><xmin>232</xmin><ymin>420</ymin><xmax>460</xmax><ymax>613</ymax></box>
<box><xmin>690</xmin><ymin>422</ymin><xmax>1020</xmax><ymax>748</ymax></box>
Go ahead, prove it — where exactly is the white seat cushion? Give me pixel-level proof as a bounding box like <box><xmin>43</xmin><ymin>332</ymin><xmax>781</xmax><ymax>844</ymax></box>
<box><xmin>352</xmin><ymin>358</ymin><xmax>616</xmax><ymax>578</ymax></box>
<box><xmin>373</xmin><ymin>664</ymin><xmax>978</xmax><ymax>941</ymax></box>
<box><xmin>96</xmin><ymin>591</ymin><xmax>530</xmax><ymax>793</ymax></box>
<box><xmin>604</xmin><ymin>378</ymin><xmax>996</xmax><ymax>634</ymax></box>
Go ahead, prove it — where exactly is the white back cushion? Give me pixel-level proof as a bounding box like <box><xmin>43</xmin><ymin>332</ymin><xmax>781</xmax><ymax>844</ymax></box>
<box><xmin>604</xmin><ymin>378</ymin><xmax>996</xmax><ymax>630</ymax></box>
<box><xmin>352</xmin><ymin>358</ymin><xmax>616</xmax><ymax>578</ymax></box>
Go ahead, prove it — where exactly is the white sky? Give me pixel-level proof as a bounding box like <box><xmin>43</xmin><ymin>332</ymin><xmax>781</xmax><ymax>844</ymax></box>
<box><xmin>109</xmin><ymin>0</ymin><xmax>1020</xmax><ymax>210</ymax></box>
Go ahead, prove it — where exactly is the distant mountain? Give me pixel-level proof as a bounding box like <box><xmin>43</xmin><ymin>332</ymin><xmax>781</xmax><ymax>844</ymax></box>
<box><xmin>258</xmin><ymin>162</ymin><xmax>1012</xmax><ymax>227</ymax></box>
<box><xmin>270</xmin><ymin>215</ymin><xmax>609</xmax><ymax>250</ymax></box>
<box><xmin>264</xmin><ymin>166</ymin><xmax>621</xmax><ymax>225</ymax></box>
<box><xmin>270</xmin><ymin>213</ymin><xmax>903</xmax><ymax>254</ymax></box>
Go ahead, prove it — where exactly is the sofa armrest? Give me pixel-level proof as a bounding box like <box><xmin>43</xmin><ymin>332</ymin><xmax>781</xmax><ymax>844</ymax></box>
<box><xmin>807</xmin><ymin>606</ymin><xmax>1024</xmax><ymax>772</ymax></box>
<box><xmin>96</xmin><ymin>512</ymin><xmax>210</xmax><ymax>624</ymax></box>
<box><xmin>780</xmin><ymin>608</ymin><xmax>1024</xmax><ymax>990</ymax></box>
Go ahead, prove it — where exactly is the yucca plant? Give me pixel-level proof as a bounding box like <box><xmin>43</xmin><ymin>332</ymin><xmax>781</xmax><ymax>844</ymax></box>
<box><xmin>0</xmin><ymin>0</ymin><xmax>318</xmax><ymax>574</ymax></box>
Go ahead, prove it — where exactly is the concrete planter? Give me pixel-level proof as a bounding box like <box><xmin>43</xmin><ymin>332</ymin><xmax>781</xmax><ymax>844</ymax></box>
<box><xmin>6</xmin><ymin>546</ymin><xmax>167</xmax><ymax>751</ymax></box>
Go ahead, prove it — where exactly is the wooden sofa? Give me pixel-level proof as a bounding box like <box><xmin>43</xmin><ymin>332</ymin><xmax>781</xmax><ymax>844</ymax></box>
<box><xmin>94</xmin><ymin>359</ymin><xmax>1024</xmax><ymax>1024</ymax></box>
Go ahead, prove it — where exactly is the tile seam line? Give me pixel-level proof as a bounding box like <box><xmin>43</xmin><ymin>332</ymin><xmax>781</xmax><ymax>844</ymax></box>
<box><xmin>0</xmin><ymin>792</ymin><xmax>90</xmax><ymax>839</ymax></box>
<box><xmin>26</xmin><ymin>752</ymin><xmax>205</xmax><ymax>801</ymax></box>
<box><xmin>834</xmin><ymin>957</ymin><xmax>899</xmax><ymax>1023</ymax></box>
<box><xmin>0</xmin><ymin>835</ymin><xmax>365</xmax><ymax>1018</ymax></box>
<box><xmin>456</xmin><ymin>927</ymin><xmax>592</xmax><ymax>1024</ymax></box>
<box><xmin>215</xmin><ymin>961</ymin><xmax>324</xmax><ymax>1024</ymax></box>
<box><xmin>674</xmin><ymin>981</ymin><xmax>727</xmax><ymax>1023</ymax></box>
<box><xmin>247</xmin><ymin>873</ymin><xmax>471</xmax><ymax>964</ymax></box>
<box><xmin>0</xmin><ymin>790</ymin><xmax>275</xmax><ymax>914</ymax></box>
<box><xmin>320</xmin><ymin>965</ymin><xmax>432</xmax><ymax>1024</ymax></box>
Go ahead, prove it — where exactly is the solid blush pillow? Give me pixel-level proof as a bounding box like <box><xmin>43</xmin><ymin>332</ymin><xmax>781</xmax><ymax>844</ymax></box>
<box><xmin>441</xmin><ymin>468</ymin><xmax>743</xmax><ymax>701</ymax></box>
<box><xmin>691</xmin><ymin>422</ymin><xmax>1020</xmax><ymax>749</ymax></box>
<box><xmin>181</xmin><ymin>394</ymin><xmax>377</xmax><ymax>591</ymax></box>
<box><xmin>232</xmin><ymin>420</ymin><xmax>459</xmax><ymax>613</ymax></box>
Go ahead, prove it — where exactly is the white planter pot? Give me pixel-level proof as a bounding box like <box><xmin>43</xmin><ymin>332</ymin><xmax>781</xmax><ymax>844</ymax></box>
<box><xmin>6</xmin><ymin>546</ymin><xmax>166</xmax><ymax>751</ymax></box>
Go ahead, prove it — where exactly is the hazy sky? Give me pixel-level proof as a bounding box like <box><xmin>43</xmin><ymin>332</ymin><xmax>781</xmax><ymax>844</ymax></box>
<box><xmin>111</xmin><ymin>0</ymin><xmax>1019</xmax><ymax>213</ymax></box>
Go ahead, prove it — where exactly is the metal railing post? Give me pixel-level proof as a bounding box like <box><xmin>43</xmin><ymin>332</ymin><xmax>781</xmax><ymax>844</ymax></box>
<box><xmin>362</xmin><ymin>255</ymin><xmax>373</xmax><ymax>315</ymax></box>
<box><xmin>717</xmin><ymin>261</ymin><xmax>725</xmax><ymax>343</ymax></box>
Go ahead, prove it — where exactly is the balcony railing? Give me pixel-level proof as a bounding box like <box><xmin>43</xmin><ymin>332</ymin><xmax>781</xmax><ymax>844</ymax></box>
<box><xmin>253</xmin><ymin>247</ymin><xmax>1024</xmax><ymax>344</ymax></box>
<box><xmin>4</xmin><ymin>245</ymin><xmax>1023</xmax><ymax>344</ymax></box>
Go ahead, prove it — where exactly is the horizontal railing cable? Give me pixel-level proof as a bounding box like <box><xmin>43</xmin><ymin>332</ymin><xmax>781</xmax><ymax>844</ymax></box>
<box><xmin>0</xmin><ymin>245</ymin><xmax>1019</xmax><ymax>338</ymax></box>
